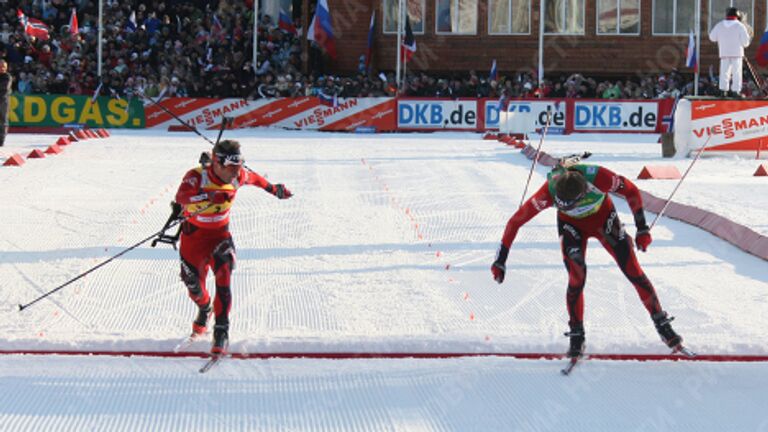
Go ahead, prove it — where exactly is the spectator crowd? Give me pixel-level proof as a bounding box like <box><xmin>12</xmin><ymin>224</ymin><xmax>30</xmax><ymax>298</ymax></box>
<box><xmin>1</xmin><ymin>0</ymin><xmax>764</xmax><ymax>102</ymax></box>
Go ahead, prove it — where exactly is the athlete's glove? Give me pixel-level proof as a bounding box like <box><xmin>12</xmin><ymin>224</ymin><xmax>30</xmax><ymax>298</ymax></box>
<box><xmin>268</xmin><ymin>183</ymin><xmax>292</xmax><ymax>199</ymax></box>
<box><xmin>207</xmin><ymin>190</ymin><xmax>234</xmax><ymax>204</ymax></box>
<box><xmin>491</xmin><ymin>244</ymin><xmax>510</xmax><ymax>284</ymax></box>
<box><xmin>635</xmin><ymin>227</ymin><xmax>652</xmax><ymax>252</ymax></box>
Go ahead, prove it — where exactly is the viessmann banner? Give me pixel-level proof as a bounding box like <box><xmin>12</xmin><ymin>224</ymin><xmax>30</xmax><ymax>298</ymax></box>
<box><xmin>686</xmin><ymin>99</ymin><xmax>768</xmax><ymax>152</ymax></box>
<box><xmin>9</xmin><ymin>94</ymin><xmax>145</xmax><ymax>128</ymax></box>
<box><xmin>144</xmin><ymin>97</ymin><xmax>396</xmax><ymax>131</ymax></box>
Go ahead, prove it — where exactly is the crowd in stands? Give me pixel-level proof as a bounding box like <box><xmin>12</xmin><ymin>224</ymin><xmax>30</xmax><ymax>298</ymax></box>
<box><xmin>0</xmin><ymin>1</ymin><xmax>764</xmax><ymax>101</ymax></box>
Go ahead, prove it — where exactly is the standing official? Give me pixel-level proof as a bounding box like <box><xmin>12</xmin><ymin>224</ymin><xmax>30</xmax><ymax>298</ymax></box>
<box><xmin>709</xmin><ymin>8</ymin><xmax>752</xmax><ymax>97</ymax></box>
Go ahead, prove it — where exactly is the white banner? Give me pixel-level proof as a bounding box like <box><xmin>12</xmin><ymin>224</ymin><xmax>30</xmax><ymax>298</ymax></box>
<box><xmin>397</xmin><ymin>100</ymin><xmax>478</xmax><ymax>129</ymax></box>
<box><xmin>573</xmin><ymin>101</ymin><xmax>658</xmax><ymax>131</ymax></box>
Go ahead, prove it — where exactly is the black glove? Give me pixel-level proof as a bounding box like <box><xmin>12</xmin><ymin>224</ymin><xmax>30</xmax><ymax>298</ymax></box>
<box><xmin>491</xmin><ymin>244</ymin><xmax>510</xmax><ymax>284</ymax></box>
<box><xmin>268</xmin><ymin>183</ymin><xmax>292</xmax><ymax>199</ymax></box>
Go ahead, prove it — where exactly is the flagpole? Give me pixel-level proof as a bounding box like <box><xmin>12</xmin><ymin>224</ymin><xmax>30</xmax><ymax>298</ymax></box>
<box><xmin>97</xmin><ymin>0</ymin><xmax>102</xmax><ymax>78</ymax></box>
<box><xmin>538</xmin><ymin>0</ymin><xmax>544</xmax><ymax>84</ymax></box>
<box><xmin>253</xmin><ymin>0</ymin><xmax>259</xmax><ymax>73</ymax></box>
<box><xmin>396</xmin><ymin>0</ymin><xmax>403</xmax><ymax>90</ymax></box>
<box><xmin>694</xmin><ymin>0</ymin><xmax>700</xmax><ymax>96</ymax></box>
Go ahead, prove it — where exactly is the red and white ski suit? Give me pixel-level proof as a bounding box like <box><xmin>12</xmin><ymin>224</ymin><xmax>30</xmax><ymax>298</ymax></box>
<box><xmin>175</xmin><ymin>164</ymin><xmax>274</xmax><ymax>329</ymax></box>
<box><xmin>500</xmin><ymin>166</ymin><xmax>663</xmax><ymax>325</ymax></box>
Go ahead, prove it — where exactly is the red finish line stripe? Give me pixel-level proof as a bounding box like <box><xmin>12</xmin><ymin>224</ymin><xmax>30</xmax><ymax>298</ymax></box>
<box><xmin>1</xmin><ymin>350</ymin><xmax>767</xmax><ymax>362</ymax></box>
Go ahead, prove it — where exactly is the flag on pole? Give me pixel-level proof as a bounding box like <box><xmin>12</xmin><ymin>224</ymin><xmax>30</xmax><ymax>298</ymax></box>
<box><xmin>278</xmin><ymin>9</ymin><xmax>297</xmax><ymax>35</ymax></box>
<box><xmin>17</xmin><ymin>9</ymin><xmax>50</xmax><ymax>41</ymax></box>
<box><xmin>365</xmin><ymin>12</ymin><xmax>375</xmax><ymax>70</ymax></box>
<box><xmin>756</xmin><ymin>27</ymin><xmax>768</xmax><ymax>67</ymax></box>
<box><xmin>307</xmin><ymin>0</ymin><xmax>337</xmax><ymax>58</ymax></box>
<box><xmin>211</xmin><ymin>14</ymin><xmax>226</xmax><ymax>42</ymax></box>
<box><xmin>69</xmin><ymin>8</ymin><xmax>79</xmax><ymax>35</ymax></box>
<box><xmin>490</xmin><ymin>59</ymin><xmax>498</xmax><ymax>81</ymax></box>
<box><xmin>400</xmin><ymin>15</ymin><xmax>416</xmax><ymax>62</ymax></box>
<box><xmin>126</xmin><ymin>11</ymin><xmax>137</xmax><ymax>32</ymax></box>
<box><xmin>685</xmin><ymin>31</ymin><xmax>698</xmax><ymax>72</ymax></box>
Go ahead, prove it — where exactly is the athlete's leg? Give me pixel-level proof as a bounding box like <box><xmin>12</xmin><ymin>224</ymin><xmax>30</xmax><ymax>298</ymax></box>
<box><xmin>598</xmin><ymin>207</ymin><xmax>662</xmax><ymax>316</ymax></box>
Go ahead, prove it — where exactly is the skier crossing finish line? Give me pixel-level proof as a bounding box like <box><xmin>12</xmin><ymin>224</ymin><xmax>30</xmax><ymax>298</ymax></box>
<box><xmin>174</xmin><ymin>139</ymin><xmax>293</xmax><ymax>356</ymax></box>
<box><xmin>491</xmin><ymin>162</ymin><xmax>687</xmax><ymax>361</ymax></box>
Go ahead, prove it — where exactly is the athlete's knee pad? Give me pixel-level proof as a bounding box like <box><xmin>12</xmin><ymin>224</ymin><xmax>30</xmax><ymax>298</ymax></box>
<box><xmin>180</xmin><ymin>259</ymin><xmax>202</xmax><ymax>295</ymax></box>
<box><xmin>213</xmin><ymin>238</ymin><xmax>236</xmax><ymax>271</ymax></box>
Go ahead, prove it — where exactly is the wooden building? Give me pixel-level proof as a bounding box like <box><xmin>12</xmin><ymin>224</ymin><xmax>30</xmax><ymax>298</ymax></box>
<box><xmin>313</xmin><ymin>0</ymin><xmax>767</xmax><ymax>77</ymax></box>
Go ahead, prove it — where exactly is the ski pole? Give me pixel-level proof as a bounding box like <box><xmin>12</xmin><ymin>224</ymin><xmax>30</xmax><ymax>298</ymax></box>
<box><xmin>140</xmin><ymin>93</ymin><xmax>254</xmax><ymax>171</ymax></box>
<box><xmin>744</xmin><ymin>56</ymin><xmax>767</xmax><ymax>97</ymax></box>
<box><xmin>649</xmin><ymin>134</ymin><xmax>714</xmax><ymax>231</ymax></box>
<box><xmin>18</xmin><ymin>205</ymin><xmax>212</xmax><ymax>312</ymax></box>
<box><xmin>139</xmin><ymin>92</ymin><xmax>233</xmax><ymax>145</ymax></box>
<box><xmin>519</xmin><ymin>107</ymin><xmax>553</xmax><ymax>208</ymax></box>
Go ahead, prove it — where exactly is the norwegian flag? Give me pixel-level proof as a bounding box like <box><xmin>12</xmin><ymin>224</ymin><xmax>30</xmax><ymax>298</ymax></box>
<box><xmin>17</xmin><ymin>9</ymin><xmax>50</xmax><ymax>41</ymax></box>
<box><xmin>69</xmin><ymin>8</ymin><xmax>79</xmax><ymax>35</ymax></box>
<box><xmin>400</xmin><ymin>16</ymin><xmax>416</xmax><ymax>63</ymax></box>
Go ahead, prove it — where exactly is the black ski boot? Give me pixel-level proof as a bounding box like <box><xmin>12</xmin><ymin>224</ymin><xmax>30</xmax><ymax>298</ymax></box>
<box><xmin>565</xmin><ymin>322</ymin><xmax>585</xmax><ymax>358</ymax></box>
<box><xmin>192</xmin><ymin>302</ymin><xmax>212</xmax><ymax>336</ymax></box>
<box><xmin>652</xmin><ymin>311</ymin><xmax>682</xmax><ymax>348</ymax></box>
<box><xmin>211</xmin><ymin>325</ymin><xmax>229</xmax><ymax>355</ymax></box>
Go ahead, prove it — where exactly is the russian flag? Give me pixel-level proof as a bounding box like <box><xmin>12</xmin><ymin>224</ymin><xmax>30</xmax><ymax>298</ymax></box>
<box><xmin>69</xmin><ymin>8</ymin><xmax>78</xmax><ymax>35</ymax></box>
<box><xmin>17</xmin><ymin>9</ymin><xmax>50</xmax><ymax>41</ymax></box>
<box><xmin>278</xmin><ymin>9</ymin><xmax>297</xmax><ymax>35</ymax></box>
<box><xmin>685</xmin><ymin>31</ymin><xmax>697</xmax><ymax>72</ymax></box>
<box><xmin>365</xmin><ymin>12</ymin><xmax>375</xmax><ymax>71</ymax></box>
<box><xmin>490</xmin><ymin>59</ymin><xmax>498</xmax><ymax>82</ymax></box>
<box><xmin>756</xmin><ymin>27</ymin><xmax>768</xmax><ymax>67</ymax></box>
<box><xmin>307</xmin><ymin>0</ymin><xmax>337</xmax><ymax>59</ymax></box>
<box><xmin>126</xmin><ymin>11</ymin><xmax>137</xmax><ymax>32</ymax></box>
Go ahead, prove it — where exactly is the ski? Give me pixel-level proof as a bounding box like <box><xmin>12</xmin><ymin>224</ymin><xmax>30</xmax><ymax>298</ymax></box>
<box><xmin>174</xmin><ymin>333</ymin><xmax>204</xmax><ymax>353</ymax></box>
<box><xmin>560</xmin><ymin>356</ymin><xmax>582</xmax><ymax>375</ymax></box>
<box><xmin>199</xmin><ymin>354</ymin><xmax>224</xmax><ymax>373</ymax></box>
<box><xmin>673</xmin><ymin>344</ymin><xmax>697</xmax><ymax>358</ymax></box>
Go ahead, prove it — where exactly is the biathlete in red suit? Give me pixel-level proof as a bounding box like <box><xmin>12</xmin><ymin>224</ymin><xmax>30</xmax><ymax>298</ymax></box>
<box><xmin>491</xmin><ymin>163</ymin><xmax>683</xmax><ymax>357</ymax></box>
<box><xmin>175</xmin><ymin>139</ymin><xmax>292</xmax><ymax>354</ymax></box>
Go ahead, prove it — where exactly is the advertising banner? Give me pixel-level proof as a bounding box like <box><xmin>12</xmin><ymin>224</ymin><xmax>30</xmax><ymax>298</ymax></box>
<box><xmin>482</xmin><ymin>99</ymin><xmax>567</xmax><ymax>132</ymax></box>
<box><xmin>686</xmin><ymin>100</ymin><xmax>768</xmax><ymax>153</ymax></box>
<box><xmin>397</xmin><ymin>99</ymin><xmax>478</xmax><ymax>130</ymax></box>
<box><xmin>9</xmin><ymin>94</ymin><xmax>145</xmax><ymax>128</ymax></box>
<box><xmin>572</xmin><ymin>101</ymin><xmax>658</xmax><ymax>132</ymax></box>
<box><xmin>144</xmin><ymin>97</ymin><xmax>396</xmax><ymax>132</ymax></box>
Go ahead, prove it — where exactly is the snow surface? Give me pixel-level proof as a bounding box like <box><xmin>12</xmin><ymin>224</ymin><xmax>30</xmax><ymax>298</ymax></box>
<box><xmin>1</xmin><ymin>130</ymin><xmax>766</xmax><ymax>431</ymax></box>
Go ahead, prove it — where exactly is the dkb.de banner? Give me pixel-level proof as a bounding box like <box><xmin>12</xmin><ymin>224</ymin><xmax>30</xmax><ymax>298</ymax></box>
<box><xmin>8</xmin><ymin>94</ymin><xmax>145</xmax><ymax>128</ymax></box>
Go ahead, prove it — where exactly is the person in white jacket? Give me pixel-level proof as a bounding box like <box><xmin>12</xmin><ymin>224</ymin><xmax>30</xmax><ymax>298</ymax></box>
<box><xmin>709</xmin><ymin>7</ymin><xmax>752</xmax><ymax>97</ymax></box>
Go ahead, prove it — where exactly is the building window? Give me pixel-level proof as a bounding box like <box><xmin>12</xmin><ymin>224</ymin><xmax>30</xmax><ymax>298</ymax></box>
<box><xmin>489</xmin><ymin>0</ymin><xmax>531</xmax><ymax>34</ymax></box>
<box><xmin>708</xmin><ymin>0</ymin><xmax>754</xmax><ymax>29</ymax></box>
<box><xmin>544</xmin><ymin>0</ymin><xmax>585</xmax><ymax>34</ymax></box>
<box><xmin>436</xmin><ymin>0</ymin><xmax>478</xmax><ymax>34</ymax></box>
<box><xmin>597</xmin><ymin>0</ymin><xmax>640</xmax><ymax>34</ymax></box>
<box><xmin>652</xmin><ymin>0</ymin><xmax>695</xmax><ymax>34</ymax></box>
<box><xmin>383</xmin><ymin>0</ymin><xmax>425</xmax><ymax>34</ymax></box>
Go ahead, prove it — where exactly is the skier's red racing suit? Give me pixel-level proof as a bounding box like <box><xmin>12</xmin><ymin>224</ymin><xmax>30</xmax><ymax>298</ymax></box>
<box><xmin>498</xmin><ymin>164</ymin><xmax>662</xmax><ymax>324</ymax></box>
<box><xmin>175</xmin><ymin>164</ymin><xmax>280</xmax><ymax>329</ymax></box>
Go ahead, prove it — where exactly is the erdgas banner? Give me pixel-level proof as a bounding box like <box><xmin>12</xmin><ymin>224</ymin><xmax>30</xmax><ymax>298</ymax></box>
<box><xmin>9</xmin><ymin>94</ymin><xmax>145</xmax><ymax>128</ymax></box>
